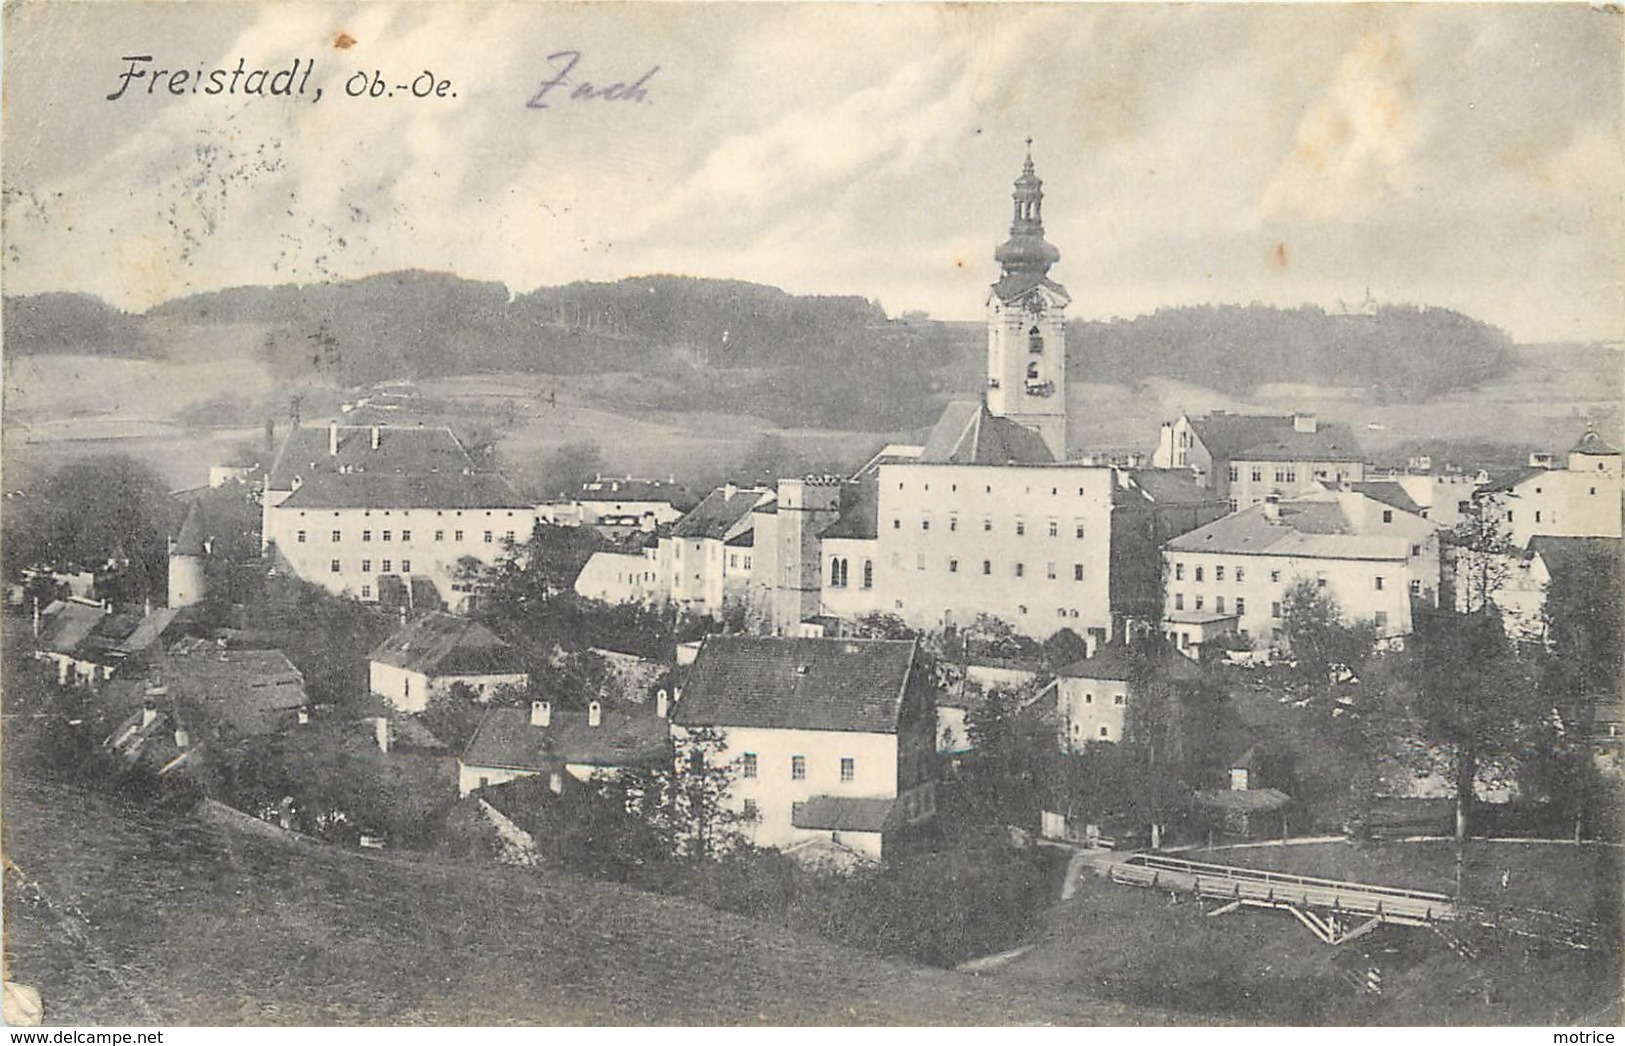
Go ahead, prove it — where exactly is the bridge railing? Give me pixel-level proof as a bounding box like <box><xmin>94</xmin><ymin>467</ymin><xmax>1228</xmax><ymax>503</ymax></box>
<box><xmin>1125</xmin><ymin>852</ymin><xmax>1453</xmax><ymax>904</ymax></box>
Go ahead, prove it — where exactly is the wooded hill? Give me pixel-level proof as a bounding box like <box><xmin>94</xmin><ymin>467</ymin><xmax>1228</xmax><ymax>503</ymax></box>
<box><xmin>4</xmin><ymin>275</ymin><xmax>1520</xmax><ymax>429</ymax></box>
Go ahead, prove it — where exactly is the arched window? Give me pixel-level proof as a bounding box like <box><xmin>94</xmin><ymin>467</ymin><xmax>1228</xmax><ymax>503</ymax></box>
<box><xmin>1026</xmin><ymin>361</ymin><xmax>1040</xmax><ymax>381</ymax></box>
<box><xmin>862</xmin><ymin>560</ymin><xmax>873</xmax><ymax>589</ymax></box>
<box><xmin>1028</xmin><ymin>326</ymin><xmax>1044</xmax><ymax>354</ymax></box>
<box><xmin>831</xmin><ymin>558</ymin><xmax>841</xmax><ymax>588</ymax></box>
<box><xmin>837</xmin><ymin>558</ymin><xmax>848</xmax><ymax>588</ymax></box>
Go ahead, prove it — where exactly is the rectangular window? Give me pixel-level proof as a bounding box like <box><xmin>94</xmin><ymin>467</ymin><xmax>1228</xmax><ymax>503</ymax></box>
<box><xmin>1175</xmin><ymin>563</ymin><xmax>1185</xmax><ymax>581</ymax></box>
<box><xmin>840</xmin><ymin>757</ymin><xmax>855</xmax><ymax>782</ymax></box>
<box><xmin>505</xmin><ymin>530</ymin><xmax>515</xmax><ymax>542</ymax></box>
<box><xmin>381</xmin><ymin>559</ymin><xmax>392</xmax><ymax>573</ymax></box>
<box><xmin>1075</xmin><ymin>522</ymin><xmax>1085</xmax><ymax>539</ymax></box>
<box><xmin>1236</xmin><ymin>567</ymin><xmax>1246</xmax><ymax>583</ymax></box>
<box><xmin>1271</xmin><ymin>601</ymin><xmax>1282</xmax><ymax>618</ymax></box>
<box><xmin>382</xmin><ymin>530</ymin><xmax>392</xmax><ymax>542</ymax></box>
<box><xmin>1114</xmin><ymin>694</ymin><xmax>1125</xmax><ymax>706</ymax></box>
<box><xmin>1374</xmin><ymin>576</ymin><xmax>1385</xmax><ymax>591</ymax></box>
<box><xmin>362</xmin><ymin>560</ymin><xmax>372</xmax><ymax>573</ymax></box>
<box><xmin>949</xmin><ymin>516</ymin><xmax>959</xmax><ymax>532</ymax></box>
<box><xmin>1409</xmin><ymin>579</ymin><xmax>1420</xmax><ymax>595</ymax></box>
<box><xmin>983</xmin><ymin>518</ymin><xmax>993</xmax><ymax>532</ymax></box>
<box><xmin>1074</xmin><ymin>564</ymin><xmax>1084</xmax><ymax>581</ymax></box>
<box><xmin>1251</xmin><ymin>468</ymin><xmax>1263</xmax><ymax>483</ymax></box>
<box><xmin>916</xmin><ymin>553</ymin><xmax>926</xmax><ymax>572</ymax></box>
<box><xmin>455</xmin><ymin>530</ymin><xmax>465</xmax><ymax>542</ymax></box>
<box><xmin>1227</xmin><ymin>465</ymin><xmax>1239</xmax><ymax>483</ymax></box>
<box><xmin>1374</xmin><ymin>610</ymin><xmax>1389</xmax><ymax>628</ymax></box>
<box><xmin>742</xmin><ymin>799</ymin><xmax>759</xmax><ymax>821</ymax></box>
<box><xmin>401</xmin><ymin>560</ymin><xmax>411</xmax><ymax>573</ymax></box>
<box><xmin>1195</xmin><ymin>566</ymin><xmax>1205</xmax><ymax>582</ymax></box>
<box><xmin>1215</xmin><ymin>596</ymin><xmax>1226</xmax><ymax>613</ymax></box>
<box><xmin>948</xmin><ymin>559</ymin><xmax>959</xmax><ymax>573</ymax></box>
<box><xmin>1047</xmin><ymin>562</ymin><xmax>1057</xmax><ymax>580</ymax></box>
<box><xmin>435</xmin><ymin>530</ymin><xmax>445</xmax><ymax>541</ymax></box>
<box><xmin>296</xmin><ymin>530</ymin><xmax>307</xmax><ymax>543</ymax></box>
<box><xmin>330</xmin><ymin>560</ymin><xmax>341</xmax><ymax>573</ymax></box>
<box><xmin>922</xmin><ymin>518</ymin><xmax>930</xmax><ymax>531</ymax></box>
<box><xmin>1382</xmin><ymin>510</ymin><xmax>1393</xmax><ymax>524</ymax></box>
<box><xmin>1015</xmin><ymin>520</ymin><xmax>1026</xmax><ymax>536</ymax></box>
<box><xmin>1175</xmin><ymin>593</ymin><xmax>1185</xmax><ymax>611</ymax></box>
<box><xmin>1195</xmin><ymin>595</ymin><xmax>1205</xmax><ymax>611</ymax></box>
<box><xmin>983</xmin><ymin>560</ymin><xmax>992</xmax><ymax>575</ymax></box>
<box><xmin>484</xmin><ymin>531</ymin><xmax>494</xmax><ymax>543</ymax></box>
<box><xmin>1048</xmin><ymin>520</ymin><xmax>1059</xmax><ymax>538</ymax></box>
<box><xmin>401</xmin><ymin>530</ymin><xmax>411</xmax><ymax>542</ymax></box>
<box><xmin>791</xmin><ymin>755</ymin><xmax>805</xmax><ymax>781</ymax></box>
<box><xmin>893</xmin><ymin>518</ymin><xmax>901</xmax><ymax>530</ymax></box>
<box><xmin>1015</xmin><ymin>562</ymin><xmax>1025</xmax><ymax>578</ymax></box>
<box><xmin>331</xmin><ymin>530</ymin><xmax>342</xmax><ymax>542</ymax></box>
<box><xmin>362</xmin><ymin>530</ymin><xmax>372</xmax><ymax>542</ymax></box>
<box><xmin>1235</xmin><ymin>597</ymin><xmax>1246</xmax><ymax>615</ymax></box>
<box><xmin>1215</xmin><ymin>566</ymin><xmax>1225</xmax><ymax>582</ymax></box>
<box><xmin>1411</xmin><ymin>544</ymin><xmax>1421</xmax><ymax>557</ymax></box>
<box><xmin>361</xmin><ymin>585</ymin><xmax>371</xmax><ymax>600</ymax></box>
<box><xmin>742</xmin><ymin>753</ymin><xmax>757</xmax><ymax>779</ymax></box>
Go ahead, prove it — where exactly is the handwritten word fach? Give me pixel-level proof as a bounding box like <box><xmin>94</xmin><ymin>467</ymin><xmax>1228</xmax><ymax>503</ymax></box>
<box><xmin>527</xmin><ymin>50</ymin><xmax>658</xmax><ymax>109</ymax></box>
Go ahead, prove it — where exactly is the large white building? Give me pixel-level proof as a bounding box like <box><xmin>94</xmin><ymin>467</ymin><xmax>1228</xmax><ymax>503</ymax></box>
<box><xmin>261</xmin><ymin>422</ymin><xmax>535</xmax><ymax>610</ymax></box>
<box><xmin>670</xmin><ymin>635</ymin><xmax>937</xmax><ymax>861</ymax></box>
<box><xmin>1163</xmin><ymin>488</ymin><xmax>1440</xmax><ymax>653</ymax></box>
<box><xmin>1476</xmin><ymin>429</ymin><xmax>1622</xmax><ymax>547</ymax></box>
<box><xmin>1153</xmin><ymin>412</ymin><xmax>1366</xmax><ymax>510</ymax></box>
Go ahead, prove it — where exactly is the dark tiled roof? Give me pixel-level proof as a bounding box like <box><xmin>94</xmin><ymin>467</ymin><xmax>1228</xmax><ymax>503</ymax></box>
<box><xmin>164</xmin><ymin>643</ymin><xmax>308</xmax><ymax>738</ymax></box>
<box><xmin>989</xmin><ymin>273</ymin><xmax>1070</xmax><ymax>305</ymax></box>
<box><xmin>792</xmin><ymin>795</ymin><xmax>899</xmax><ymax>833</ymax></box>
<box><xmin>1189</xmin><ymin>414</ymin><xmax>1364</xmax><ymax>464</ymax></box>
<box><xmin>172</xmin><ymin>501</ymin><xmax>209</xmax><ymax>556</ymax></box>
<box><xmin>575</xmin><ymin>478</ymin><xmax>689</xmax><ymax>503</ymax></box>
<box><xmin>671</xmin><ymin>486</ymin><xmax>770</xmax><ymax>540</ymax></box>
<box><xmin>724</xmin><ymin>527</ymin><xmax>756</xmax><ymax>548</ymax></box>
<box><xmin>1349</xmin><ymin>481</ymin><xmax>1425</xmax><ymax>517</ymax></box>
<box><xmin>1124</xmin><ymin>469</ymin><xmax>1227</xmax><ymax>505</ymax></box>
<box><xmin>1478</xmin><ymin>466</ymin><xmax>1548</xmax><ymax>494</ymax></box>
<box><xmin>462</xmin><ymin>705</ymin><xmax>671</xmax><ymax>773</ymax></box>
<box><xmin>1056</xmin><ymin>640</ymin><xmax>1200</xmax><ymax>683</ymax></box>
<box><xmin>1165</xmin><ymin>491</ymin><xmax>1430</xmax><ymax>559</ymax></box>
<box><xmin>919</xmin><ymin>402</ymin><xmax>1054</xmax><ymax>466</ymax></box>
<box><xmin>36</xmin><ymin>600</ymin><xmax>107</xmax><ymax>656</ymax></box>
<box><xmin>672</xmin><ymin>636</ymin><xmax>918</xmax><ymax>734</ymax></box>
<box><xmin>277</xmin><ymin>469</ymin><xmax>529</xmax><ymax>510</ymax></box>
<box><xmin>1571</xmin><ymin>429</ymin><xmax>1620</xmax><ymax>456</ymax></box>
<box><xmin>1192</xmin><ymin>787</ymin><xmax>1290</xmax><ymax>813</ymax></box>
<box><xmin>268</xmin><ymin>425</ymin><xmax>472</xmax><ymax>489</ymax></box>
<box><xmin>369</xmin><ymin>612</ymin><xmax>522</xmax><ymax>677</ymax></box>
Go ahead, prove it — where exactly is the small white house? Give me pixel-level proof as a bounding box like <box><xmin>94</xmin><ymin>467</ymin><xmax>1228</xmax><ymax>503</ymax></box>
<box><xmin>369</xmin><ymin>612</ymin><xmax>528</xmax><ymax>713</ymax></box>
<box><xmin>457</xmin><ymin>697</ymin><xmax>672</xmax><ymax>797</ymax></box>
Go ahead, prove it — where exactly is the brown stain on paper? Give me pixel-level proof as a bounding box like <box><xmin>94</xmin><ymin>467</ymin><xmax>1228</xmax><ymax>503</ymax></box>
<box><xmin>333</xmin><ymin>32</ymin><xmax>357</xmax><ymax>50</ymax></box>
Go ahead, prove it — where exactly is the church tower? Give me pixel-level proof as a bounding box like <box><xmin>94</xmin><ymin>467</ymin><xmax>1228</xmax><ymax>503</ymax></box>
<box><xmin>985</xmin><ymin>142</ymin><xmax>1070</xmax><ymax>461</ymax></box>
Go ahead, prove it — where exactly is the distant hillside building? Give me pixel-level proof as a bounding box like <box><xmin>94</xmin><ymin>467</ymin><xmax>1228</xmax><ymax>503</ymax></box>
<box><xmin>1153</xmin><ymin>411</ymin><xmax>1366</xmax><ymax>509</ymax></box>
<box><xmin>261</xmin><ymin>422</ymin><xmax>535</xmax><ymax>611</ymax></box>
<box><xmin>1163</xmin><ymin>488</ymin><xmax>1440</xmax><ymax>653</ymax></box>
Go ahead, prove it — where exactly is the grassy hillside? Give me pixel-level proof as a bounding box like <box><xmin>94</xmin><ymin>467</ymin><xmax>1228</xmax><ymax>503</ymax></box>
<box><xmin>1</xmin><ymin>778</ymin><xmax>1159</xmax><ymax>1026</ymax></box>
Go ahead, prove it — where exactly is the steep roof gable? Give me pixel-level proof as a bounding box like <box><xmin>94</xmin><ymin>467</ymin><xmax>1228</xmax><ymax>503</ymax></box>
<box><xmin>919</xmin><ymin>402</ymin><xmax>1054</xmax><ymax>466</ymax></box>
<box><xmin>671</xmin><ymin>636</ymin><xmax>918</xmax><ymax>734</ymax></box>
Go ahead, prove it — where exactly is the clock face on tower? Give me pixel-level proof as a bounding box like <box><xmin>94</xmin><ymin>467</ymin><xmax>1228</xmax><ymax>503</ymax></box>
<box><xmin>1023</xmin><ymin>293</ymin><xmax>1046</xmax><ymax>317</ymax></box>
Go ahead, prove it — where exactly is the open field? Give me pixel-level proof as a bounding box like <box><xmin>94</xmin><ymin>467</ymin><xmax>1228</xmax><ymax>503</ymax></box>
<box><xmin>0</xmin><ymin>777</ymin><xmax>1163</xmax><ymax>1026</ymax></box>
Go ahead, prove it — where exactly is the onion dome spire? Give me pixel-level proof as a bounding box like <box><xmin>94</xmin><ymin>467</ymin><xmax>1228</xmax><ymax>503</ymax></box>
<box><xmin>994</xmin><ymin>139</ymin><xmax>1061</xmax><ymax>278</ymax></box>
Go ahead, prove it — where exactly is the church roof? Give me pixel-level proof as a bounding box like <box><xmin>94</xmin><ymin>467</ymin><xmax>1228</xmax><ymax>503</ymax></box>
<box><xmin>989</xmin><ymin>273</ymin><xmax>1072</xmax><ymax>306</ymax></box>
<box><xmin>172</xmin><ymin>501</ymin><xmax>209</xmax><ymax>557</ymax></box>
<box><xmin>918</xmin><ymin>402</ymin><xmax>1055</xmax><ymax>466</ymax></box>
<box><xmin>1571</xmin><ymin>428</ymin><xmax>1620</xmax><ymax>456</ymax></box>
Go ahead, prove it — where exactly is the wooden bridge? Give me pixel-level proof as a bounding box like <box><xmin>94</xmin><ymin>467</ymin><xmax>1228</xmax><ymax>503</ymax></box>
<box><xmin>1106</xmin><ymin>852</ymin><xmax>1456</xmax><ymax>945</ymax></box>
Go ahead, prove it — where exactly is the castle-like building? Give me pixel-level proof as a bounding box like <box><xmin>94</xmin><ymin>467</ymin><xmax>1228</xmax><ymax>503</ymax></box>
<box><xmin>581</xmin><ymin>147</ymin><xmax>1226</xmax><ymax>646</ymax></box>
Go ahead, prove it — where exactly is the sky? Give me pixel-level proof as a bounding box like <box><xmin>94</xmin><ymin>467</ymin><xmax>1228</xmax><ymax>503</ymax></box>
<box><xmin>3</xmin><ymin>2</ymin><xmax>1622</xmax><ymax>343</ymax></box>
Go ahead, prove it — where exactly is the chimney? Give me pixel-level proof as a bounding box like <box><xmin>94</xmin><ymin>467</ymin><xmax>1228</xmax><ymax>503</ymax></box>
<box><xmin>656</xmin><ymin>689</ymin><xmax>669</xmax><ymax>719</ymax></box>
<box><xmin>531</xmin><ymin>700</ymin><xmax>551</xmax><ymax>728</ymax></box>
<box><xmin>549</xmin><ymin>771</ymin><xmax>564</xmax><ymax>795</ymax></box>
<box><xmin>723</xmin><ymin>482</ymin><xmax>737</xmax><ymax>500</ymax></box>
<box><xmin>375</xmin><ymin>715</ymin><xmax>392</xmax><ymax>754</ymax></box>
<box><xmin>174</xmin><ymin>728</ymin><xmax>189</xmax><ymax>749</ymax></box>
<box><xmin>297</xmin><ymin>706</ymin><xmax>310</xmax><ymax>725</ymax></box>
<box><xmin>1263</xmin><ymin>493</ymin><xmax>1282</xmax><ymax>521</ymax></box>
<box><xmin>142</xmin><ymin>703</ymin><xmax>158</xmax><ymax>728</ymax></box>
<box><xmin>1293</xmin><ymin>413</ymin><xmax>1317</xmax><ymax>434</ymax></box>
<box><xmin>103</xmin><ymin>600</ymin><xmax>112</xmax><ymax>615</ymax></box>
<box><xmin>144</xmin><ymin>597</ymin><xmax>152</xmax><ymax>617</ymax></box>
<box><xmin>329</xmin><ymin>420</ymin><xmax>340</xmax><ymax>456</ymax></box>
<box><xmin>370</xmin><ymin>425</ymin><xmax>381</xmax><ymax>451</ymax></box>
<box><xmin>588</xmin><ymin>701</ymin><xmax>602</xmax><ymax>728</ymax></box>
<box><xmin>32</xmin><ymin>597</ymin><xmax>40</xmax><ymax>638</ymax></box>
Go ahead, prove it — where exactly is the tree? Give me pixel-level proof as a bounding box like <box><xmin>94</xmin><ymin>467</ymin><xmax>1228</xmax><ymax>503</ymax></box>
<box><xmin>1039</xmin><ymin>628</ymin><xmax>1089</xmax><ymax>671</ymax></box>
<box><xmin>1279</xmin><ymin>578</ymin><xmax>1377</xmax><ymax>687</ymax></box>
<box><xmin>540</xmin><ymin>442</ymin><xmax>607</xmax><ymax>498</ymax></box>
<box><xmin>615</xmin><ymin>727</ymin><xmax>740</xmax><ymax>861</ymax></box>
<box><xmin>1408</xmin><ymin>604</ymin><xmax>1540</xmax><ymax>843</ymax></box>
<box><xmin>1447</xmin><ymin>498</ymin><xmax>1519</xmax><ymax>613</ymax></box>
<box><xmin>423</xmin><ymin>682</ymin><xmax>485</xmax><ymax>751</ymax></box>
